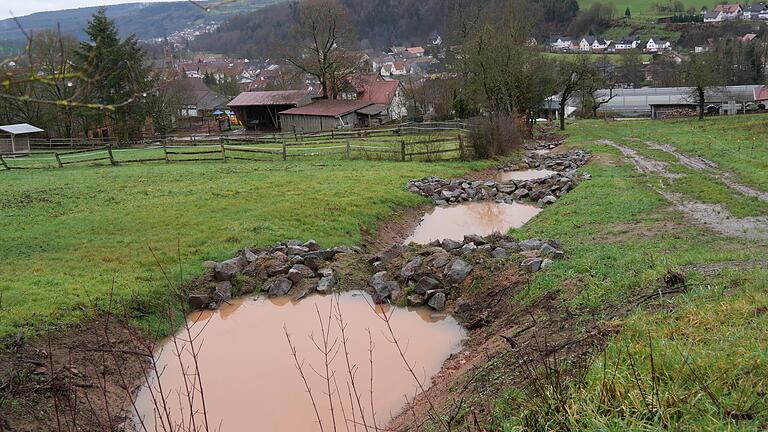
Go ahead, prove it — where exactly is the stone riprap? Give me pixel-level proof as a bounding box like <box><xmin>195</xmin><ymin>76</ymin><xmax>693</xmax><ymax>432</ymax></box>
<box><xmin>407</xmin><ymin>150</ymin><xmax>590</xmax><ymax>207</ymax></box>
<box><xmin>188</xmin><ymin>234</ymin><xmax>565</xmax><ymax>313</ymax></box>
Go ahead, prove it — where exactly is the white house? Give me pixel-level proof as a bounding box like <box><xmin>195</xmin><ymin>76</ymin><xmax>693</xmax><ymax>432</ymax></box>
<box><xmin>703</xmin><ymin>11</ymin><xmax>725</xmax><ymax>21</ymax></box>
<box><xmin>615</xmin><ymin>37</ymin><xmax>641</xmax><ymax>50</ymax></box>
<box><xmin>646</xmin><ymin>38</ymin><xmax>671</xmax><ymax>52</ymax></box>
<box><xmin>550</xmin><ymin>36</ymin><xmax>574</xmax><ymax>50</ymax></box>
<box><xmin>579</xmin><ymin>36</ymin><xmax>608</xmax><ymax>51</ymax></box>
<box><xmin>743</xmin><ymin>2</ymin><xmax>768</xmax><ymax>18</ymax></box>
<box><xmin>713</xmin><ymin>3</ymin><xmax>743</xmax><ymax>18</ymax></box>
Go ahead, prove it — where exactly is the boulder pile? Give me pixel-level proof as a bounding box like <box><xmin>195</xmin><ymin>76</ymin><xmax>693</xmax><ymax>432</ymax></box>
<box><xmin>188</xmin><ymin>234</ymin><xmax>566</xmax><ymax>313</ymax></box>
<box><xmin>407</xmin><ymin>171</ymin><xmax>582</xmax><ymax>207</ymax></box>
<box><xmin>499</xmin><ymin>149</ymin><xmax>591</xmax><ymax>173</ymax></box>
<box><xmin>524</xmin><ymin>137</ymin><xmax>565</xmax><ymax>152</ymax></box>
<box><xmin>369</xmin><ymin>233</ymin><xmax>565</xmax><ymax>311</ymax></box>
<box><xmin>188</xmin><ymin>239</ymin><xmax>360</xmax><ymax>310</ymax></box>
<box><xmin>407</xmin><ymin>150</ymin><xmax>591</xmax><ymax>207</ymax></box>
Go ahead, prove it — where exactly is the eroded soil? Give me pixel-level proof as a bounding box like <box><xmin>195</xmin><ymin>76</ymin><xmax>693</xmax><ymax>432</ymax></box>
<box><xmin>603</xmin><ymin>139</ymin><xmax>768</xmax><ymax>241</ymax></box>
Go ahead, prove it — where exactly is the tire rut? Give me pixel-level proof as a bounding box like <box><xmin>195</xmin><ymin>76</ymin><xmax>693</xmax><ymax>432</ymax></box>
<box><xmin>603</xmin><ymin>139</ymin><xmax>768</xmax><ymax>241</ymax></box>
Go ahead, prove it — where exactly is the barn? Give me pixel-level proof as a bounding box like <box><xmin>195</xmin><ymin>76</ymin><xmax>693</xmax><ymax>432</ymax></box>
<box><xmin>228</xmin><ymin>90</ymin><xmax>312</xmax><ymax>131</ymax></box>
<box><xmin>0</xmin><ymin>123</ymin><xmax>44</xmax><ymax>156</ymax></box>
<box><xmin>278</xmin><ymin>100</ymin><xmax>374</xmax><ymax>133</ymax></box>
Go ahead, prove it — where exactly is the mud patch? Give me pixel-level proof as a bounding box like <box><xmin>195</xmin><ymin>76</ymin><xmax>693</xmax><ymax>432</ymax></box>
<box><xmin>405</xmin><ymin>202</ymin><xmax>542</xmax><ymax>244</ymax></box>
<box><xmin>600</xmin><ymin>140</ymin><xmax>682</xmax><ymax>179</ymax></box>
<box><xmin>131</xmin><ymin>291</ymin><xmax>466</xmax><ymax>431</ymax></box>
<box><xmin>682</xmin><ymin>259</ymin><xmax>768</xmax><ymax>277</ymax></box>
<box><xmin>644</xmin><ymin>140</ymin><xmax>768</xmax><ymax>202</ymax></box>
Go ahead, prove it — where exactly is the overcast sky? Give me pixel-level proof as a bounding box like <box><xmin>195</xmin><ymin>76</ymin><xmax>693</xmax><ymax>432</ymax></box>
<box><xmin>2</xmin><ymin>0</ymin><xmax>179</xmax><ymax>20</ymax></box>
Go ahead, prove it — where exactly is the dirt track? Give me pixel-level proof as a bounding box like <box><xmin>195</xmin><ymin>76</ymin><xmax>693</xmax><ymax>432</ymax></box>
<box><xmin>603</xmin><ymin>139</ymin><xmax>768</xmax><ymax>241</ymax></box>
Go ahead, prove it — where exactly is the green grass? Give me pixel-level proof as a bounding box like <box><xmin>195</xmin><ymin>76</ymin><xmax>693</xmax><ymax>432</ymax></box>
<box><xmin>578</xmin><ymin>0</ymin><xmax>713</xmax><ymax>16</ymax></box>
<box><xmin>490</xmin><ymin>117</ymin><xmax>768</xmax><ymax>430</ymax></box>
<box><xmin>542</xmin><ymin>52</ymin><xmax>653</xmax><ymax>65</ymax></box>
<box><xmin>0</xmin><ymin>158</ymin><xmax>487</xmax><ymax>338</ymax></box>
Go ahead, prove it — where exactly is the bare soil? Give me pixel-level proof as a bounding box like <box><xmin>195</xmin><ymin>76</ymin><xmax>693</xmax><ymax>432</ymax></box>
<box><xmin>0</xmin><ymin>317</ymin><xmax>151</xmax><ymax>432</ymax></box>
<box><xmin>604</xmin><ymin>140</ymin><xmax>768</xmax><ymax>241</ymax></box>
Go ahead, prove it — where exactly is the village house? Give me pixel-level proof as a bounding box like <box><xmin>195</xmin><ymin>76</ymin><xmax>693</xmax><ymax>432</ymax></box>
<box><xmin>549</xmin><ymin>36</ymin><xmax>574</xmax><ymax>50</ymax></box>
<box><xmin>338</xmin><ymin>75</ymin><xmax>408</xmax><ymax>123</ymax></box>
<box><xmin>703</xmin><ymin>10</ymin><xmax>726</xmax><ymax>21</ymax></box>
<box><xmin>580</xmin><ymin>36</ymin><xmax>609</xmax><ymax>51</ymax></box>
<box><xmin>179</xmin><ymin>78</ymin><xmax>229</xmax><ymax>124</ymax></box>
<box><xmin>714</xmin><ymin>3</ymin><xmax>743</xmax><ymax>18</ymax></box>
<box><xmin>742</xmin><ymin>2</ymin><xmax>768</xmax><ymax>18</ymax></box>
<box><xmin>645</xmin><ymin>38</ymin><xmax>672</xmax><ymax>52</ymax></box>
<box><xmin>614</xmin><ymin>37</ymin><xmax>641</xmax><ymax>50</ymax></box>
<box><xmin>406</xmin><ymin>46</ymin><xmax>425</xmax><ymax>57</ymax></box>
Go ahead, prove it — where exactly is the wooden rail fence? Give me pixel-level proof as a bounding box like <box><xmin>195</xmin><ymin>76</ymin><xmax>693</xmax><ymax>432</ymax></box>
<box><xmin>1</xmin><ymin>132</ymin><xmax>472</xmax><ymax>171</ymax></box>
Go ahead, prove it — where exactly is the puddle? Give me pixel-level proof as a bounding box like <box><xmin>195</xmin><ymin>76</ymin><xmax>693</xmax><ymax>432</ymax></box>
<box><xmin>497</xmin><ymin>169</ymin><xmax>557</xmax><ymax>182</ymax></box>
<box><xmin>131</xmin><ymin>291</ymin><xmax>465</xmax><ymax>431</ymax></box>
<box><xmin>533</xmin><ymin>149</ymin><xmax>550</xmax><ymax>155</ymax></box>
<box><xmin>405</xmin><ymin>201</ymin><xmax>542</xmax><ymax>244</ymax></box>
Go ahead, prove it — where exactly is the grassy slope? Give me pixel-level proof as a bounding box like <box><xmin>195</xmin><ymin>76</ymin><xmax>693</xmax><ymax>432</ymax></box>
<box><xmin>579</xmin><ymin>0</ymin><xmax>711</xmax><ymax>15</ymax></box>
<box><xmin>490</xmin><ymin>117</ymin><xmax>767</xmax><ymax>430</ymax></box>
<box><xmin>0</xmin><ymin>159</ymin><xmax>486</xmax><ymax>337</ymax></box>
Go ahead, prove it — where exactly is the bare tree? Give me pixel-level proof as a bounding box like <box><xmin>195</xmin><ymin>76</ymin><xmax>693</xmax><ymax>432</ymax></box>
<box><xmin>285</xmin><ymin>0</ymin><xmax>360</xmax><ymax>99</ymax></box>
<box><xmin>681</xmin><ymin>51</ymin><xmax>723</xmax><ymax>120</ymax></box>
<box><xmin>553</xmin><ymin>55</ymin><xmax>598</xmax><ymax>130</ymax></box>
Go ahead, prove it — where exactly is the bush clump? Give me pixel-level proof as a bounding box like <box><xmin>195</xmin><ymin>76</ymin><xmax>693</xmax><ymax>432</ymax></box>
<box><xmin>467</xmin><ymin>114</ymin><xmax>522</xmax><ymax>159</ymax></box>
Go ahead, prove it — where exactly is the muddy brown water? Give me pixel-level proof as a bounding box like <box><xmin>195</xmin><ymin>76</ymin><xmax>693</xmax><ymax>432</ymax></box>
<box><xmin>405</xmin><ymin>201</ymin><xmax>542</xmax><ymax>244</ymax></box>
<box><xmin>496</xmin><ymin>169</ymin><xmax>557</xmax><ymax>182</ymax></box>
<box><xmin>131</xmin><ymin>291</ymin><xmax>465</xmax><ymax>431</ymax></box>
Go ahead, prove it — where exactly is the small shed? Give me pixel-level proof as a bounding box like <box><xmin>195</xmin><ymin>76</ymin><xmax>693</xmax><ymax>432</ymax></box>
<box><xmin>0</xmin><ymin>123</ymin><xmax>44</xmax><ymax>156</ymax></box>
<box><xmin>228</xmin><ymin>90</ymin><xmax>312</xmax><ymax>130</ymax></box>
<box><xmin>279</xmin><ymin>100</ymin><xmax>374</xmax><ymax>132</ymax></box>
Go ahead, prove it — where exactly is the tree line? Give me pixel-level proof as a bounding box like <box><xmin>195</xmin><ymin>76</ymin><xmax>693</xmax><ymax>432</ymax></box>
<box><xmin>0</xmin><ymin>9</ymin><xmax>185</xmax><ymax>140</ymax></box>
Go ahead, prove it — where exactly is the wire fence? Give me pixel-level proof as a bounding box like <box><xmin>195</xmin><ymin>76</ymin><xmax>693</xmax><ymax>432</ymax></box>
<box><xmin>1</xmin><ymin>123</ymin><xmax>472</xmax><ymax>171</ymax></box>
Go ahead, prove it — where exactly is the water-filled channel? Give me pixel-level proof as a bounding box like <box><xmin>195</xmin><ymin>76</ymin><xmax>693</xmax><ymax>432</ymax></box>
<box><xmin>496</xmin><ymin>169</ymin><xmax>557</xmax><ymax>182</ymax></box>
<box><xmin>131</xmin><ymin>291</ymin><xmax>466</xmax><ymax>431</ymax></box>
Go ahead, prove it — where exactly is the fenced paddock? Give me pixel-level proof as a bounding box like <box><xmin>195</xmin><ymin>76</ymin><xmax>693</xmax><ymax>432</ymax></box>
<box><xmin>1</xmin><ymin>122</ymin><xmax>472</xmax><ymax>170</ymax></box>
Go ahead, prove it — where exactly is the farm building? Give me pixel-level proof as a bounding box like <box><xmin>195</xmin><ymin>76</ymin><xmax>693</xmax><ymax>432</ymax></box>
<box><xmin>0</xmin><ymin>123</ymin><xmax>44</xmax><ymax>156</ymax></box>
<box><xmin>279</xmin><ymin>100</ymin><xmax>374</xmax><ymax>132</ymax></box>
<box><xmin>228</xmin><ymin>90</ymin><xmax>312</xmax><ymax>130</ymax></box>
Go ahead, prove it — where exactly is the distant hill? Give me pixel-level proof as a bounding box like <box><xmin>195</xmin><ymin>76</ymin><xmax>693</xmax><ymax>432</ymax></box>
<box><xmin>0</xmin><ymin>0</ymin><xmax>284</xmax><ymax>43</ymax></box>
<box><xmin>191</xmin><ymin>0</ymin><xmax>509</xmax><ymax>58</ymax></box>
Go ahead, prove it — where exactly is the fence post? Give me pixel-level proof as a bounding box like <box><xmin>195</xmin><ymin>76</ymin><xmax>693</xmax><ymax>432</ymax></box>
<box><xmin>106</xmin><ymin>144</ymin><xmax>117</xmax><ymax>166</ymax></box>
<box><xmin>0</xmin><ymin>154</ymin><xmax>8</xmax><ymax>170</ymax></box>
<box><xmin>400</xmin><ymin>140</ymin><xmax>406</xmax><ymax>161</ymax></box>
<box><xmin>220</xmin><ymin>138</ymin><xmax>227</xmax><ymax>163</ymax></box>
<box><xmin>54</xmin><ymin>152</ymin><xmax>63</xmax><ymax>168</ymax></box>
<box><xmin>345</xmin><ymin>140</ymin><xmax>351</xmax><ymax>160</ymax></box>
<box><xmin>282</xmin><ymin>142</ymin><xmax>287</xmax><ymax>161</ymax></box>
<box><xmin>163</xmin><ymin>140</ymin><xmax>170</xmax><ymax>163</ymax></box>
<box><xmin>458</xmin><ymin>134</ymin><xmax>465</xmax><ymax>160</ymax></box>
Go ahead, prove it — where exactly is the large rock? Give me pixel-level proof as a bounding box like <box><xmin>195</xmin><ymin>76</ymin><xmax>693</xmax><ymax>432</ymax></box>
<box><xmin>212</xmin><ymin>281</ymin><xmax>232</xmax><ymax>302</ymax></box>
<box><xmin>266</xmin><ymin>277</ymin><xmax>293</xmax><ymax>297</ymax></box>
<box><xmin>399</xmin><ymin>256</ymin><xmax>423</xmax><ymax>282</ymax></box>
<box><xmin>444</xmin><ymin>259</ymin><xmax>473</xmax><ymax>285</ymax></box>
<box><xmin>427</xmin><ymin>292</ymin><xmax>447</xmax><ymax>311</ymax></box>
<box><xmin>267</xmin><ymin>262</ymin><xmax>292</xmax><ymax>277</ymax></box>
<box><xmin>188</xmin><ymin>294</ymin><xmax>212</xmax><ymax>309</ymax></box>
<box><xmin>519</xmin><ymin>239</ymin><xmax>544</xmax><ymax>251</ymax></box>
<box><xmin>369</xmin><ymin>271</ymin><xmax>399</xmax><ymax>303</ymax></box>
<box><xmin>316</xmin><ymin>268</ymin><xmax>337</xmax><ymax>293</ymax></box>
<box><xmin>425</xmin><ymin>251</ymin><xmax>451</xmax><ymax>269</ymax></box>
<box><xmin>414</xmin><ymin>276</ymin><xmax>440</xmax><ymax>295</ymax></box>
<box><xmin>463</xmin><ymin>234</ymin><xmax>486</xmax><ymax>245</ymax></box>
<box><xmin>521</xmin><ymin>257</ymin><xmax>543</xmax><ymax>273</ymax></box>
<box><xmin>491</xmin><ymin>247</ymin><xmax>508</xmax><ymax>258</ymax></box>
<box><xmin>303</xmin><ymin>240</ymin><xmax>321</xmax><ymax>251</ymax></box>
<box><xmin>302</xmin><ymin>255</ymin><xmax>323</xmax><ymax>271</ymax></box>
<box><xmin>406</xmin><ymin>294</ymin><xmax>425</xmax><ymax>307</ymax></box>
<box><xmin>213</xmin><ymin>256</ymin><xmax>246</xmax><ymax>281</ymax></box>
<box><xmin>441</xmin><ymin>239</ymin><xmax>463</xmax><ymax>250</ymax></box>
<box><xmin>287</xmin><ymin>264</ymin><xmax>315</xmax><ymax>283</ymax></box>
<box><xmin>303</xmin><ymin>249</ymin><xmax>336</xmax><ymax>261</ymax></box>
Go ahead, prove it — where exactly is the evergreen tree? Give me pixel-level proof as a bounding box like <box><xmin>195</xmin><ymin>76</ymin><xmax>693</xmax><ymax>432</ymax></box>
<box><xmin>625</xmin><ymin>7</ymin><xmax>631</xmax><ymax>18</ymax></box>
<box><xmin>203</xmin><ymin>71</ymin><xmax>217</xmax><ymax>86</ymax></box>
<box><xmin>74</xmin><ymin>8</ymin><xmax>150</xmax><ymax>139</ymax></box>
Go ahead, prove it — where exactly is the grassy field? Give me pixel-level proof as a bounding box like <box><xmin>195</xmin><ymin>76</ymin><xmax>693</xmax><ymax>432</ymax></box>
<box><xmin>578</xmin><ymin>0</ymin><xmax>712</xmax><ymax>15</ymax></box>
<box><xmin>0</xmin><ymin>158</ymin><xmax>487</xmax><ymax>337</ymax></box>
<box><xmin>489</xmin><ymin>116</ymin><xmax>768</xmax><ymax>430</ymax></box>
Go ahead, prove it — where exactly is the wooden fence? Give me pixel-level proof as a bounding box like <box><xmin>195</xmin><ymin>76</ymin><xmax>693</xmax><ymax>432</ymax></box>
<box><xmin>1</xmin><ymin>126</ymin><xmax>472</xmax><ymax>171</ymax></box>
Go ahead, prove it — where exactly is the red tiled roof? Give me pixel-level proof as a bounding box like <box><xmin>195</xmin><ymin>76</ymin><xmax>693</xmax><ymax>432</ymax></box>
<box><xmin>406</xmin><ymin>47</ymin><xmax>425</xmax><ymax>54</ymax></box>
<box><xmin>279</xmin><ymin>99</ymin><xmax>373</xmax><ymax>117</ymax></box>
<box><xmin>228</xmin><ymin>90</ymin><xmax>309</xmax><ymax>107</ymax></box>
<box><xmin>358</xmin><ymin>80</ymin><xmax>400</xmax><ymax>105</ymax></box>
<box><xmin>714</xmin><ymin>4</ymin><xmax>741</xmax><ymax>13</ymax></box>
<box><xmin>754</xmin><ymin>85</ymin><xmax>768</xmax><ymax>101</ymax></box>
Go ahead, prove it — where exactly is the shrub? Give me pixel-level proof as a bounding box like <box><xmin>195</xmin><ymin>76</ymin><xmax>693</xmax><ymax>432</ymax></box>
<box><xmin>467</xmin><ymin>114</ymin><xmax>522</xmax><ymax>159</ymax></box>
